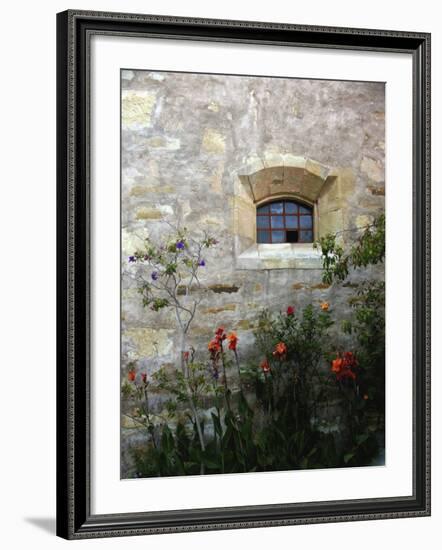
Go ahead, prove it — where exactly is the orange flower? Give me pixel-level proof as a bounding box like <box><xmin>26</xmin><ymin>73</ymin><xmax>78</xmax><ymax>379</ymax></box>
<box><xmin>260</xmin><ymin>358</ymin><xmax>271</xmax><ymax>374</ymax></box>
<box><xmin>208</xmin><ymin>339</ymin><xmax>221</xmax><ymax>354</ymax></box>
<box><xmin>320</xmin><ymin>301</ymin><xmax>329</xmax><ymax>311</ymax></box>
<box><xmin>331</xmin><ymin>357</ymin><xmax>343</xmax><ymax>373</ymax></box>
<box><xmin>273</xmin><ymin>342</ymin><xmax>287</xmax><ymax>359</ymax></box>
<box><xmin>227</xmin><ymin>332</ymin><xmax>238</xmax><ymax>351</ymax></box>
<box><xmin>331</xmin><ymin>352</ymin><xmax>357</xmax><ymax>381</ymax></box>
<box><xmin>127</xmin><ymin>370</ymin><xmax>136</xmax><ymax>382</ymax></box>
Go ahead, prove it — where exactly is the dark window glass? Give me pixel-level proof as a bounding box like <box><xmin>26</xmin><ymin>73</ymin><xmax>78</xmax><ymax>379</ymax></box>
<box><xmin>286</xmin><ymin>230</ymin><xmax>299</xmax><ymax>243</ymax></box>
<box><xmin>256</xmin><ymin>200</ymin><xmax>313</xmax><ymax>243</ymax></box>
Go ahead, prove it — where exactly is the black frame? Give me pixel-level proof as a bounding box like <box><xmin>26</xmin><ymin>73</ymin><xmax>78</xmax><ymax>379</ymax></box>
<box><xmin>57</xmin><ymin>9</ymin><xmax>431</xmax><ymax>540</ymax></box>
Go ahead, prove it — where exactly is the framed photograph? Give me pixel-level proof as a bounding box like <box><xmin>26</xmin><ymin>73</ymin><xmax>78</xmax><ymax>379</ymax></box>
<box><xmin>56</xmin><ymin>10</ymin><xmax>431</xmax><ymax>539</ymax></box>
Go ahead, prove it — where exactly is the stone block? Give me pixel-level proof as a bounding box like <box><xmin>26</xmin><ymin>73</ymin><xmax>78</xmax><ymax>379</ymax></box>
<box><xmin>130</xmin><ymin>185</ymin><xmax>176</xmax><ymax>196</ymax></box>
<box><xmin>368</xmin><ymin>185</ymin><xmax>385</xmax><ymax>196</ymax></box>
<box><xmin>201</xmin><ymin>128</ymin><xmax>226</xmax><ymax>154</ymax></box>
<box><xmin>292</xmin><ymin>283</ymin><xmax>305</xmax><ymax>290</ymax></box>
<box><xmin>207</xmin><ymin>101</ymin><xmax>219</xmax><ymax>112</ymax></box>
<box><xmin>360</xmin><ymin>156</ymin><xmax>384</xmax><ymax>183</ymax></box>
<box><xmin>147</xmin><ymin>136</ymin><xmax>181</xmax><ymax>150</ymax></box>
<box><xmin>232</xmin><ymin>196</ymin><xmax>256</xmax><ymax>241</ymax></box>
<box><xmin>135</xmin><ymin>207</ymin><xmax>163</xmax><ymax>220</ymax></box>
<box><xmin>124</xmin><ymin>328</ymin><xmax>174</xmax><ymax>358</ymax></box>
<box><xmin>201</xmin><ymin>304</ymin><xmax>237</xmax><ymax>314</ymax></box>
<box><xmin>208</xmin><ymin>284</ymin><xmax>240</xmax><ymax>294</ymax></box>
<box><xmin>235</xmin><ymin>319</ymin><xmax>253</xmax><ymax>330</ymax></box>
<box><xmin>122</xmin><ymin>90</ymin><xmax>157</xmax><ymax>128</ymax></box>
<box><xmin>318</xmin><ymin>208</ymin><xmax>344</xmax><ymax>237</ymax></box>
<box><xmin>305</xmin><ymin>157</ymin><xmax>330</xmax><ymax>181</ymax></box>
<box><xmin>355</xmin><ymin>214</ymin><xmax>374</xmax><ymax>229</ymax></box>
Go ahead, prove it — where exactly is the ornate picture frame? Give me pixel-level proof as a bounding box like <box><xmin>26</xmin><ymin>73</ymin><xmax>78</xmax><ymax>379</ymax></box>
<box><xmin>56</xmin><ymin>9</ymin><xmax>430</xmax><ymax>539</ymax></box>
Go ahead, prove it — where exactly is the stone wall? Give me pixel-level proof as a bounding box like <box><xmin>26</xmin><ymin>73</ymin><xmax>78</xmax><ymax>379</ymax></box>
<box><xmin>120</xmin><ymin>70</ymin><xmax>385</xmax><ymax>469</ymax></box>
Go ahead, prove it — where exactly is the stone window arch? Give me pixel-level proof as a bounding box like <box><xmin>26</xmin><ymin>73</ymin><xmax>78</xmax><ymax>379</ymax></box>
<box><xmin>232</xmin><ymin>154</ymin><xmax>354</xmax><ymax>270</ymax></box>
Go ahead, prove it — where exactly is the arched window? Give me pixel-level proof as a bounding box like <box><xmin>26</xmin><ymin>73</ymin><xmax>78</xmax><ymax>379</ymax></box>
<box><xmin>256</xmin><ymin>199</ymin><xmax>313</xmax><ymax>244</ymax></box>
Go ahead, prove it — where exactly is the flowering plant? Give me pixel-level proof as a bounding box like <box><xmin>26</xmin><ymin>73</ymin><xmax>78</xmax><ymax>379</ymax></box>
<box><xmin>123</xmin><ymin>218</ymin><xmax>385</xmax><ymax>477</ymax></box>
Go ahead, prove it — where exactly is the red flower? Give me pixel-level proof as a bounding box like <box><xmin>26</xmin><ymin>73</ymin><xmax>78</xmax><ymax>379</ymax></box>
<box><xmin>331</xmin><ymin>352</ymin><xmax>357</xmax><ymax>381</ymax></box>
<box><xmin>227</xmin><ymin>332</ymin><xmax>238</xmax><ymax>351</ymax></box>
<box><xmin>215</xmin><ymin>327</ymin><xmax>227</xmax><ymax>341</ymax></box>
<box><xmin>343</xmin><ymin>351</ymin><xmax>357</xmax><ymax>368</ymax></box>
<box><xmin>141</xmin><ymin>372</ymin><xmax>148</xmax><ymax>384</ymax></box>
<box><xmin>260</xmin><ymin>358</ymin><xmax>271</xmax><ymax>374</ymax></box>
<box><xmin>127</xmin><ymin>370</ymin><xmax>136</xmax><ymax>382</ymax></box>
<box><xmin>182</xmin><ymin>351</ymin><xmax>190</xmax><ymax>362</ymax></box>
<box><xmin>287</xmin><ymin>306</ymin><xmax>295</xmax><ymax>316</ymax></box>
<box><xmin>273</xmin><ymin>342</ymin><xmax>287</xmax><ymax>359</ymax></box>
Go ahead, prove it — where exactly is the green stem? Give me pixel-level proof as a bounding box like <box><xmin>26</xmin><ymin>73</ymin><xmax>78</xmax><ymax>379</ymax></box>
<box><xmin>233</xmin><ymin>350</ymin><xmax>242</xmax><ymax>391</ymax></box>
<box><xmin>179</xmin><ymin>329</ymin><xmax>205</xmax><ymax>474</ymax></box>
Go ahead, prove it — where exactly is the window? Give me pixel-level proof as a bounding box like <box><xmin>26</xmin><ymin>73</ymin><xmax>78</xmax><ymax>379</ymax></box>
<box><xmin>256</xmin><ymin>200</ymin><xmax>313</xmax><ymax>243</ymax></box>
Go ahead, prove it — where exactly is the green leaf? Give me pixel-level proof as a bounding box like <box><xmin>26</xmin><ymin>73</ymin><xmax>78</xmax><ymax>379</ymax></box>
<box><xmin>211</xmin><ymin>412</ymin><xmax>223</xmax><ymax>437</ymax></box>
<box><xmin>356</xmin><ymin>433</ymin><xmax>370</xmax><ymax>446</ymax></box>
<box><xmin>344</xmin><ymin>452</ymin><xmax>355</xmax><ymax>464</ymax></box>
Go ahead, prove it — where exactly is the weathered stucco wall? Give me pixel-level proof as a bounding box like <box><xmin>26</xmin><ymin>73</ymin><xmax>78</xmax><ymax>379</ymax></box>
<box><xmin>120</xmin><ymin>70</ymin><xmax>385</xmax><ymax>467</ymax></box>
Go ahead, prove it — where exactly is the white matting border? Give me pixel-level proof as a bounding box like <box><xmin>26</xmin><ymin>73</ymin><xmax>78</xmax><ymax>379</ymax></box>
<box><xmin>90</xmin><ymin>34</ymin><xmax>413</xmax><ymax>515</ymax></box>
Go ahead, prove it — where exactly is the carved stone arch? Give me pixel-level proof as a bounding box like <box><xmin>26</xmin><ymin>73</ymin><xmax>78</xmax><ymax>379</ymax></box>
<box><xmin>232</xmin><ymin>153</ymin><xmax>355</xmax><ymax>270</ymax></box>
<box><xmin>239</xmin><ymin>155</ymin><xmax>330</xmax><ymax>204</ymax></box>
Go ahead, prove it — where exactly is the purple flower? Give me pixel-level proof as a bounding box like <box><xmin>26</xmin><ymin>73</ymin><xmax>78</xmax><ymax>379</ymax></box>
<box><xmin>128</xmin><ymin>256</ymin><xmax>136</xmax><ymax>263</ymax></box>
<box><xmin>198</xmin><ymin>259</ymin><xmax>206</xmax><ymax>267</ymax></box>
<box><xmin>176</xmin><ymin>241</ymin><xmax>185</xmax><ymax>250</ymax></box>
<box><xmin>151</xmin><ymin>271</ymin><xmax>158</xmax><ymax>281</ymax></box>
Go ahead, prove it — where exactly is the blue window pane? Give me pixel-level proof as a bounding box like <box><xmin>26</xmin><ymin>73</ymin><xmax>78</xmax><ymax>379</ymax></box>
<box><xmin>257</xmin><ymin>216</ymin><xmax>269</xmax><ymax>229</ymax></box>
<box><xmin>299</xmin><ymin>205</ymin><xmax>311</xmax><ymax>214</ymax></box>
<box><xmin>300</xmin><ymin>215</ymin><xmax>313</xmax><ymax>229</ymax></box>
<box><xmin>257</xmin><ymin>230</ymin><xmax>271</xmax><ymax>243</ymax></box>
<box><xmin>285</xmin><ymin>202</ymin><xmax>298</xmax><ymax>214</ymax></box>
<box><xmin>300</xmin><ymin>230</ymin><xmax>313</xmax><ymax>242</ymax></box>
<box><xmin>285</xmin><ymin>216</ymin><xmax>298</xmax><ymax>229</ymax></box>
<box><xmin>258</xmin><ymin>204</ymin><xmax>270</xmax><ymax>214</ymax></box>
<box><xmin>270</xmin><ymin>202</ymin><xmax>283</xmax><ymax>214</ymax></box>
<box><xmin>272</xmin><ymin>231</ymin><xmax>285</xmax><ymax>243</ymax></box>
<box><xmin>271</xmin><ymin>216</ymin><xmax>284</xmax><ymax>228</ymax></box>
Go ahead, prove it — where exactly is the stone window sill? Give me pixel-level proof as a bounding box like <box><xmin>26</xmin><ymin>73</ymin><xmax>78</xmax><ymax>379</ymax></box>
<box><xmin>236</xmin><ymin>243</ymin><xmax>323</xmax><ymax>270</ymax></box>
